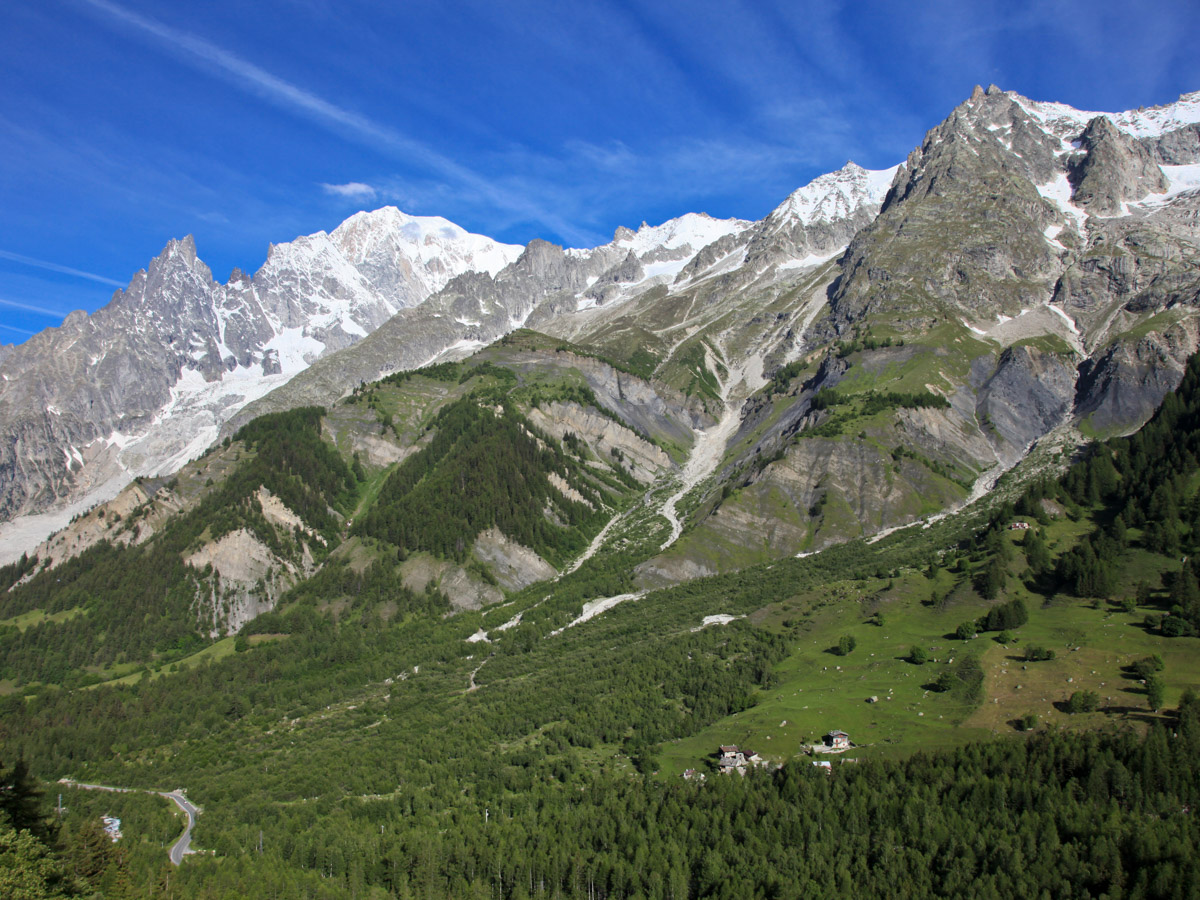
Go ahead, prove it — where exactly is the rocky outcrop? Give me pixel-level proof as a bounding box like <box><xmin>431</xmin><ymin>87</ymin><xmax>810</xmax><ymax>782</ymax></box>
<box><xmin>21</xmin><ymin>481</ymin><xmax>152</xmax><ymax>572</ymax></box>
<box><xmin>185</xmin><ymin>529</ymin><xmax>306</xmax><ymax>636</ymax></box>
<box><xmin>974</xmin><ymin>345</ymin><xmax>1077</xmax><ymax>459</ymax></box>
<box><xmin>1075</xmin><ymin>318</ymin><xmax>1200</xmax><ymax>434</ymax></box>
<box><xmin>472</xmin><ymin>528</ymin><xmax>557</xmax><ymax>592</ymax></box>
<box><xmin>527</xmin><ymin>401</ymin><xmax>671</xmax><ymax>484</ymax></box>
<box><xmin>675</xmin><ymin>231</ymin><xmax>749</xmax><ymax>283</ymax></box>
<box><xmin>1052</xmin><ymin>217</ymin><xmax>1200</xmax><ymax>346</ymax></box>
<box><xmin>183</xmin><ymin>487</ymin><xmax>322</xmax><ymax>634</ymax></box>
<box><xmin>398</xmin><ymin>555</ymin><xmax>503</xmax><ymax>612</ymax></box>
<box><xmin>1069</xmin><ymin>116</ymin><xmax>1169</xmax><ymax>216</ymax></box>
<box><xmin>1142</xmin><ymin>123</ymin><xmax>1200</xmax><ymax>165</ymax></box>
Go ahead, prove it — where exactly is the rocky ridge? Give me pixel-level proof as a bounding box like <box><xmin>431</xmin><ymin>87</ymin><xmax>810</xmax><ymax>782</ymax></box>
<box><xmin>4</xmin><ymin>85</ymin><xmax>1200</xmax><ymax>582</ymax></box>
<box><xmin>0</xmin><ymin>210</ymin><xmax>521</xmax><ymax>549</ymax></box>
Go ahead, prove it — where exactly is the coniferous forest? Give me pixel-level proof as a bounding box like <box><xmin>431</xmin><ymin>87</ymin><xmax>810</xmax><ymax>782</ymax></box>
<box><xmin>3</xmin><ymin>349</ymin><xmax>1200</xmax><ymax>897</ymax></box>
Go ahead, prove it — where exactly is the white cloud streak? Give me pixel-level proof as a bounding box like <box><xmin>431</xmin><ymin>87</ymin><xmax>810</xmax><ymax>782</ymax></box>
<box><xmin>0</xmin><ymin>322</ymin><xmax>38</xmax><ymax>337</ymax></box>
<box><xmin>78</xmin><ymin>0</ymin><xmax>592</xmax><ymax>244</ymax></box>
<box><xmin>320</xmin><ymin>182</ymin><xmax>378</xmax><ymax>200</ymax></box>
<box><xmin>0</xmin><ymin>249</ymin><xmax>125</xmax><ymax>288</ymax></box>
<box><xmin>0</xmin><ymin>297</ymin><xmax>70</xmax><ymax>318</ymax></box>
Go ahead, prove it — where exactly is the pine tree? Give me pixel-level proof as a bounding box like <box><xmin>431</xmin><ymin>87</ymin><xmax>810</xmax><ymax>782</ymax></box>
<box><xmin>1145</xmin><ymin>675</ymin><xmax>1166</xmax><ymax>713</ymax></box>
<box><xmin>0</xmin><ymin>759</ymin><xmax>48</xmax><ymax>841</ymax></box>
<box><xmin>977</xmin><ymin>556</ymin><xmax>1006</xmax><ymax>601</ymax></box>
<box><xmin>0</xmin><ymin>821</ymin><xmax>70</xmax><ymax>899</ymax></box>
<box><xmin>1023</xmin><ymin>528</ymin><xmax>1051</xmax><ymax>575</ymax></box>
<box><xmin>62</xmin><ymin>817</ymin><xmax>114</xmax><ymax>887</ymax></box>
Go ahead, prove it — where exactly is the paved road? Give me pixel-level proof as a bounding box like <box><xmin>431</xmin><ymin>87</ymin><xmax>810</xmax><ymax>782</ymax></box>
<box><xmin>59</xmin><ymin>779</ymin><xmax>200</xmax><ymax>866</ymax></box>
<box><xmin>162</xmin><ymin>790</ymin><xmax>199</xmax><ymax>865</ymax></box>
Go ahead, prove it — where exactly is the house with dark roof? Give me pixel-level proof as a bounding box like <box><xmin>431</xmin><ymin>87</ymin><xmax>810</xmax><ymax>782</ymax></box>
<box><xmin>825</xmin><ymin>730</ymin><xmax>851</xmax><ymax>750</ymax></box>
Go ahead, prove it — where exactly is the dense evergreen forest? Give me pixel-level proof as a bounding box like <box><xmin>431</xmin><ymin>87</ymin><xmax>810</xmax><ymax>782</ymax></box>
<box><xmin>0</xmin><ymin>407</ymin><xmax>354</xmax><ymax>687</ymax></box>
<box><xmin>3</xmin><ymin>351</ymin><xmax>1200</xmax><ymax>896</ymax></box>
<box><xmin>353</xmin><ymin>396</ymin><xmax>615</xmax><ymax>566</ymax></box>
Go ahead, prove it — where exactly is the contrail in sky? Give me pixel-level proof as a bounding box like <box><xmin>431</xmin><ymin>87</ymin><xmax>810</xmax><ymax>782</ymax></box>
<box><xmin>0</xmin><ymin>322</ymin><xmax>38</xmax><ymax>337</ymax></box>
<box><xmin>0</xmin><ymin>296</ymin><xmax>69</xmax><ymax>318</ymax></box>
<box><xmin>0</xmin><ymin>249</ymin><xmax>125</xmax><ymax>288</ymax></box>
<box><xmin>79</xmin><ymin>0</ymin><xmax>590</xmax><ymax>244</ymax></box>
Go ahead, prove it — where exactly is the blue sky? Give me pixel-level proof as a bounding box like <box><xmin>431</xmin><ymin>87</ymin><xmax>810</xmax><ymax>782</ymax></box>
<box><xmin>1</xmin><ymin>0</ymin><xmax>1198</xmax><ymax>344</ymax></box>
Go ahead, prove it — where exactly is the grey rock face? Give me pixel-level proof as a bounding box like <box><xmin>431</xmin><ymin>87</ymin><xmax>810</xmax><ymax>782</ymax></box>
<box><xmin>1142</xmin><ymin>123</ymin><xmax>1200</xmax><ymax>165</ymax></box>
<box><xmin>828</xmin><ymin>89</ymin><xmax>1063</xmax><ymax>330</ymax></box>
<box><xmin>0</xmin><ymin>212</ymin><xmax>521</xmax><ymax>525</ymax></box>
<box><xmin>974</xmin><ymin>345</ymin><xmax>1076</xmax><ymax>457</ymax></box>
<box><xmin>1075</xmin><ymin>318</ymin><xmax>1200</xmax><ymax>433</ymax></box>
<box><xmin>588</xmin><ymin>251</ymin><xmax>644</xmax><ymax>294</ymax></box>
<box><xmin>0</xmin><ymin>238</ymin><xmax>215</xmax><ymax>520</ymax></box>
<box><xmin>675</xmin><ymin>231</ymin><xmax>749</xmax><ymax>283</ymax></box>
<box><xmin>1053</xmin><ymin>207</ymin><xmax>1200</xmax><ymax>341</ymax></box>
<box><xmin>1069</xmin><ymin>116</ymin><xmax>1169</xmax><ymax>215</ymax></box>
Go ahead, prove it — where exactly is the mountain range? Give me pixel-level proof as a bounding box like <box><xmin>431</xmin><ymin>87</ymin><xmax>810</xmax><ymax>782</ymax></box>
<box><xmin>5</xmin><ymin>83</ymin><xmax>1200</xmax><ymax>898</ymax></box>
<box><xmin>2</xmin><ymin>84</ymin><xmax>1199</xmax><ymax>582</ymax></box>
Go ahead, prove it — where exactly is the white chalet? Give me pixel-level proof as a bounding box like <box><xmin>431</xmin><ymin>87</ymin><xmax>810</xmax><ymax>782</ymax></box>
<box><xmin>825</xmin><ymin>730</ymin><xmax>851</xmax><ymax>750</ymax></box>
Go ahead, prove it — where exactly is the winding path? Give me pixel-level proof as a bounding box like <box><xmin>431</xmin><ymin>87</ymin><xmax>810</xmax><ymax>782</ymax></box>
<box><xmin>59</xmin><ymin>779</ymin><xmax>199</xmax><ymax>866</ymax></box>
<box><xmin>163</xmin><ymin>790</ymin><xmax>200</xmax><ymax>865</ymax></box>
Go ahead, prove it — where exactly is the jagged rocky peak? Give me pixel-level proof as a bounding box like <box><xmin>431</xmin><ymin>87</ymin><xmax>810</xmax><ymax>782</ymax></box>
<box><xmin>160</xmin><ymin>233</ymin><xmax>201</xmax><ymax>266</ymax></box>
<box><xmin>890</xmin><ymin>85</ymin><xmax>1066</xmax><ymax>206</ymax></box>
<box><xmin>827</xmin><ymin>85</ymin><xmax>1079</xmax><ymax>328</ymax></box>
<box><xmin>127</xmin><ymin>235</ymin><xmax>214</xmax><ymax>299</ymax></box>
<box><xmin>1069</xmin><ymin>115</ymin><xmax>1170</xmax><ymax>215</ymax></box>
<box><xmin>599</xmin><ymin>250</ymin><xmax>643</xmax><ymax>285</ymax></box>
<box><xmin>509</xmin><ymin>238</ymin><xmax>568</xmax><ymax>277</ymax></box>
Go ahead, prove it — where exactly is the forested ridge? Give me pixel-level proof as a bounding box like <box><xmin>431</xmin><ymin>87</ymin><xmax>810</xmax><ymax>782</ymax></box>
<box><xmin>3</xmin><ymin>349</ymin><xmax>1200</xmax><ymax>896</ymax></box>
<box><xmin>353</xmin><ymin>395</ymin><xmax>616</xmax><ymax>566</ymax></box>
<box><xmin>0</xmin><ymin>407</ymin><xmax>353</xmax><ymax>687</ymax></box>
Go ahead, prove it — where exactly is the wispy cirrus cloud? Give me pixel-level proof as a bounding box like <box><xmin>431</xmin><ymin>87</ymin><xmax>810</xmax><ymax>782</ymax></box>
<box><xmin>0</xmin><ymin>296</ymin><xmax>70</xmax><ymax>318</ymax></box>
<box><xmin>320</xmin><ymin>182</ymin><xmax>378</xmax><ymax>200</ymax></box>
<box><xmin>78</xmin><ymin>0</ymin><xmax>593</xmax><ymax>244</ymax></box>
<box><xmin>0</xmin><ymin>249</ymin><xmax>125</xmax><ymax>288</ymax></box>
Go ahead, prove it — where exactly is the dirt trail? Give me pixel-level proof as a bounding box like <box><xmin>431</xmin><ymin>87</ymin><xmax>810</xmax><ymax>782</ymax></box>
<box><xmin>467</xmin><ymin>655</ymin><xmax>492</xmax><ymax>691</ymax></box>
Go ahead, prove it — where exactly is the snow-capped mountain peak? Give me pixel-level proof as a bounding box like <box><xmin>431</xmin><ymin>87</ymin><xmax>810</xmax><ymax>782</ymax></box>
<box><xmin>0</xmin><ymin>205</ymin><xmax>529</xmax><ymax>555</ymax></box>
<box><xmin>1015</xmin><ymin>89</ymin><xmax>1200</xmax><ymax>142</ymax></box>
<box><xmin>768</xmin><ymin>161</ymin><xmax>899</xmax><ymax>227</ymax></box>
<box><xmin>330</xmin><ymin>206</ymin><xmax>523</xmax><ymax>280</ymax></box>
<box><xmin>608</xmin><ymin>211</ymin><xmax>752</xmax><ymax>257</ymax></box>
